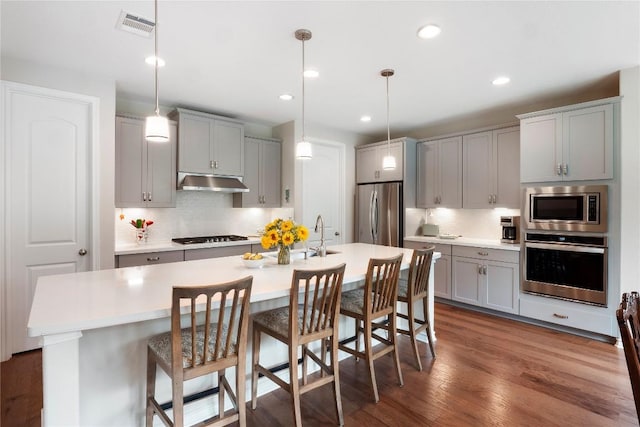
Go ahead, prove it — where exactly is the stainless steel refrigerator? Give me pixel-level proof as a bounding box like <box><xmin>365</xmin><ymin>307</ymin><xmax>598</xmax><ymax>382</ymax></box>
<box><xmin>356</xmin><ymin>182</ymin><xmax>402</xmax><ymax>247</ymax></box>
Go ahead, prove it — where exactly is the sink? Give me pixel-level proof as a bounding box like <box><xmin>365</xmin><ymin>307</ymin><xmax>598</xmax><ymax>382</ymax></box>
<box><xmin>270</xmin><ymin>249</ymin><xmax>340</xmax><ymax>260</ymax></box>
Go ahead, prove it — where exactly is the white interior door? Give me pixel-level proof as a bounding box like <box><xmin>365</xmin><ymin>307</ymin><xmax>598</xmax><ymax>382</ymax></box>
<box><xmin>3</xmin><ymin>82</ymin><xmax>94</xmax><ymax>354</ymax></box>
<box><xmin>301</xmin><ymin>141</ymin><xmax>345</xmax><ymax>248</ymax></box>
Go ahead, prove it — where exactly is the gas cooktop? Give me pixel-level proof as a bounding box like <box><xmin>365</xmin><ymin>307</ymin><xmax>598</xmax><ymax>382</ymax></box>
<box><xmin>172</xmin><ymin>235</ymin><xmax>249</xmax><ymax>245</ymax></box>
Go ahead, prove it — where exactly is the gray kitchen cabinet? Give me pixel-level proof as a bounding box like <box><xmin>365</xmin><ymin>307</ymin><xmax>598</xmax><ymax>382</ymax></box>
<box><xmin>416</xmin><ymin>136</ymin><xmax>462</xmax><ymax>208</ymax></box>
<box><xmin>356</xmin><ymin>140</ymin><xmax>404</xmax><ymax>183</ymax></box>
<box><xmin>115</xmin><ymin>116</ymin><xmax>177</xmax><ymax>208</ymax></box>
<box><xmin>463</xmin><ymin>126</ymin><xmax>520</xmax><ymax>208</ymax></box>
<box><xmin>170</xmin><ymin>108</ymin><xmax>244</xmax><ymax>177</ymax></box>
<box><xmin>233</xmin><ymin>136</ymin><xmax>281</xmax><ymax>208</ymax></box>
<box><xmin>404</xmin><ymin>241</ymin><xmax>451</xmax><ymax>299</ymax></box>
<box><xmin>184</xmin><ymin>245</ymin><xmax>252</xmax><ymax>261</ymax></box>
<box><xmin>518</xmin><ymin>98</ymin><xmax>616</xmax><ymax>183</ymax></box>
<box><xmin>451</xmin><ymin>246</ymin><xmax>519</xmax><ymax>314</ymax></box>
<box><xmin>116</xmin><ymin>250</ymin><xmax>184</xmax><ymax>268</ymax></box>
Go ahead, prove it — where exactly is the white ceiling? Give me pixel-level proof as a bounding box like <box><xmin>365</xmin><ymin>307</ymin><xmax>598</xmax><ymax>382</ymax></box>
<box><xmin>1</xmin><ymin>1</ymin><xmax>639</xmax><ymax>138</ymax></box>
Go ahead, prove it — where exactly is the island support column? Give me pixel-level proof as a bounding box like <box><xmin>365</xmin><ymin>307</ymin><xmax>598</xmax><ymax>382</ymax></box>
<box><xmin>41</xmin><ymin>331</ymin><xmax>83</xmax><ymax>426</ymax></box>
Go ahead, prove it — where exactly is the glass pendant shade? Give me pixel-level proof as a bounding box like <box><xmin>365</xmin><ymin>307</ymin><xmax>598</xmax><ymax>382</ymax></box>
<box><xmin>296</xmin><ymin>140</ymin><xmax>312</xmax><ymax>159</ymax></box>
<box><xmin>145</xmin><ymin>114</ymin><xmax>170</xmax><ymax>142</ymax></box>
<box><xmin>382</xmin><ymin>154</ymin><xmax>396</xmax><ymax>170</ymax></box>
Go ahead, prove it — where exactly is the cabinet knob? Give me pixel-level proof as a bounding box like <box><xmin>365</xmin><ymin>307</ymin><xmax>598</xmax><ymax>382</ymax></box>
<box><xmin>488</xmin><ymin>194</ymin><xmax>492</xmax><ymax>203</ymax></box>
<box><xmin>556</xmin><ymin>164</ymin><xmax>562</xmax><ymax>175</ymax></box>
<box><xmin>142</xmin><ymin>192</ymin><xmax>146</xmax><ymax>201</ymax></box>
<box><xmin>148</xmin><ymin>192</ymin><xmax>152</xmax><ymax>202</ymax></box>
<box><xmin>562</xmin><ymin>163</ymin><xmax>568</xmax><ymax>175</ymax></box>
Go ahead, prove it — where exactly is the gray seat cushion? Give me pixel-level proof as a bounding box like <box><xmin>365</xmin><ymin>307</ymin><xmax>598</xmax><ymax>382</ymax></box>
<box><xmin>253</xmin><ymin>306</ymin><xmax>328</xmax><ymax>337</ymax></box>
<box><xmin>148</xmin><ymin>323</ymin><xmax>234</xmax><ymax>368</ymax></box>
<box><xmin>340</xmin><ymin>289</ymin><xmax>365</xmax><ymax>315</ymax></box>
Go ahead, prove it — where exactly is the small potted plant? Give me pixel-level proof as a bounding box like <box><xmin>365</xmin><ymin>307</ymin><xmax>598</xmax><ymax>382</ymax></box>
<box><xmin>130</xmin><ymin>218</ymin><xmax>154</xmax><ymax>244</ymax></box>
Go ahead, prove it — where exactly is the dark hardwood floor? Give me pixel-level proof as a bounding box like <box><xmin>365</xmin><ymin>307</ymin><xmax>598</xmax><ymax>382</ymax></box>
<box><xmin>1</xmin><ymin>303</ymin><xmax>637</xmax><ymax>426</ymax></box>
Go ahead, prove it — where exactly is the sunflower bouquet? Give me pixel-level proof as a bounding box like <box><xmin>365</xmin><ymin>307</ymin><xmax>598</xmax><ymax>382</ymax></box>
<box><xmin>261</xmin><ymin>218</ymin><xmax>309</xmax><ymax>264</ymax></box>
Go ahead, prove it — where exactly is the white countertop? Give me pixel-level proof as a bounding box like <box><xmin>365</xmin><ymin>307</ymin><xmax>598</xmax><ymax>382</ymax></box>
<box><xmin>405</xmin><ymin>235</ymin><xmax>520</xmax><ymax>251</ymax></box>
<box><xmin>29</xmin><ymin>243</ymin><xmax>439</xmax><ymax>337</ymax></box>
<box><xmin>115</xmin><ymin>237</ymin><xmax>261</xmax><ymax>255</ymax></box>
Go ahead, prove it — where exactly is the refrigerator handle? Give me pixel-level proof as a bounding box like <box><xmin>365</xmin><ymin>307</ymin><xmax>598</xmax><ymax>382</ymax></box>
<box><xmin>373</xmin><ymin>190</ymin><xmax>379</xmax><ymax>243</ymax></box>
<box><xmin>369</xmin><ymin>190</ymin><xmax>376</xmax><ymax>242</ymax></box>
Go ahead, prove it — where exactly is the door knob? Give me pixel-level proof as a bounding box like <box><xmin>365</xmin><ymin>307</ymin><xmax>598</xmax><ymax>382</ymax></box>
<box><xmin>78</xmin><ymin>248</ymin><xmax>88</xmax><ymax>256</ymax></box>
<box><xmin>335</xmin><ymin>231</ymin><xmax>340</xmax><ymax>236</ymax></box>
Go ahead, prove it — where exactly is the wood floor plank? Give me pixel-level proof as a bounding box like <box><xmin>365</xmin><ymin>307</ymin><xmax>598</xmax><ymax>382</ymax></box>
<box><xmin>1</xmin><ymin>303</ymin><xmax>637</xmax><ymax>426</ymax></box>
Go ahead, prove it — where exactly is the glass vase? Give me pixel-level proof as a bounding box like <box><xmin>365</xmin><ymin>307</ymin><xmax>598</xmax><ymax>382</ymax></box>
<box><xmin>277</xmin><ymin>245</ymin><xmax>290</xmax><ymax>265</ymax></box>
<box><xmin>135</xmin><ymin>228</ymin><xmax>148</xmax><ymax>244</ymax></box>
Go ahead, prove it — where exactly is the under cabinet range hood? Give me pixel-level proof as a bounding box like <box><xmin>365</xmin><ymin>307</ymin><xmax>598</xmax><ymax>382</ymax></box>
<box><xmin>178</xmin><ymin>173</ymin><xmax>249</xmax><ymax>193</ymax></box>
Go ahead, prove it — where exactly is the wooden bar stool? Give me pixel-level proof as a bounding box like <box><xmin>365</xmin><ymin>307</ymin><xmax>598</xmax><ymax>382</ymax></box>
<box><xmin>338</xmin><ymin>254</ymin><xmax>404</xmax><ymax>402</ymax></box>
<box><xmin>251</xmin><ymin>263</ymin><xmax>346</xmax><ymax>426</ymax></box>
<box><xmin>396</xmin><ymin>247</ymin><xmax>436</xmax><ymax>371</ymax></box>
<box><xmin>146</xmin><ymin>276</ymin><xmax>253</xmax><ymax>427</ymax></box>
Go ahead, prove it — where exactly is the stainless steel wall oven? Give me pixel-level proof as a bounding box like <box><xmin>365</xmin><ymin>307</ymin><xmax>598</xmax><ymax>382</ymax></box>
<box><xmin>522</xmin><ymin>232</ymin><xmax>608</xmax><ymax>306</ymax></box>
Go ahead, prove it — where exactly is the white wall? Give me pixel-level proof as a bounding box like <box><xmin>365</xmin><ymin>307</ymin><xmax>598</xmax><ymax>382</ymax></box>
<box><xmin>619</xmin><ymin>66</ymin><xmax>640</xmax><ymax>295</ymax></box>
<box><xmin>1</xmin><ymin>57</ymin><xmax>116</xmax><ymax>270</ymax></box>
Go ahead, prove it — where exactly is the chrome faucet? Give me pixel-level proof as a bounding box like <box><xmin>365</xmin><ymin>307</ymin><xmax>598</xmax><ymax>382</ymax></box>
<box><xmin>314</xmin><ymin>214</ymin><xmax>327</xmax><ymax>257</ymax></box>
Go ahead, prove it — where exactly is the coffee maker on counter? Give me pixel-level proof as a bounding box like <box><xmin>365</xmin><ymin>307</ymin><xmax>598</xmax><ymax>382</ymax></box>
<box><xmin>500</xmin><ymin>216</ymin><xmax>520</xmax><ymax>243</ymax></box>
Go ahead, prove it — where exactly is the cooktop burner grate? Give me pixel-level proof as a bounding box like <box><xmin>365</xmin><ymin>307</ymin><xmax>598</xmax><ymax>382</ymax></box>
<box><xmin>172</xmin><ymin>235</ymin><xmax>249</xmax><ymax>245</ymax></box>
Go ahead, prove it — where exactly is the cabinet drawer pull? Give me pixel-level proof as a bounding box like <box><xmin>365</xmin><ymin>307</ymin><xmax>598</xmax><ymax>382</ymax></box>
<box><xmin>147</xmin><ymin>256</ymin><xmax>160</xmax><ymax>262</ymax></box>
<box><xmin>553</xmin><ymin>313</ymin><xmax>568</xmax><ymax>319</ymax></box>
<box><xmin>477</xmin><ymin>251</ymin><xmax>489</xmax><ymax>256</ymax></box>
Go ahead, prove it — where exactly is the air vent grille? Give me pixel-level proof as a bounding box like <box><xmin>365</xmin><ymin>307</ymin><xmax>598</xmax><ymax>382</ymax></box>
<box><xmin>116</xmin><ymin>10</ymin><xmax>155</xmax><ymax>38</ymax></box>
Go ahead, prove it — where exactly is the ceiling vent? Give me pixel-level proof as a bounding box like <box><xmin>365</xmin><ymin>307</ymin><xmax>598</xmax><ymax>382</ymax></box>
<box><xmin>115</xmin><ymin>10</ymin><xmax>155</xmax><ymax>38</ymax></box>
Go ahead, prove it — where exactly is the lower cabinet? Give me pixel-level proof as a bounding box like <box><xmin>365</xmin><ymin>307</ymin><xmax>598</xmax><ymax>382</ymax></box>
<box><xmin>116</xmin><ymin>250</ymin><xmax>184</xmax><ymax>268</ymax></box>
<box><xmin>184</xmin><ymin>245</ymin><xmax>252</xmax><ymax>261</ymax></box>
<box><xmin>519</xmin><ymin>294</ymin><xmax>614</xmax><ymax>336</ymax></box>
<box><xmin>451</xmin><ymin>246</ymin><xmax>519</xmax><ymax>314</ymax></box>
<box><xmin>404</xmin><ymin>241</ymin><xmax>452</xmax><ymax>299</ymax></box>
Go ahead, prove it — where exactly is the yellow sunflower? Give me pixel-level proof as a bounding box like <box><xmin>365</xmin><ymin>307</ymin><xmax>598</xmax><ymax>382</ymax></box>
<box><xmin>281</xmin><ymin>231</ymin><xmax>295</xmax><ymax>246</ymax></box>
<box><xmin>296</xmin><ymin>225</ymin><xmax>309</xmax><ymax>241</ymax></box>
<box><xmin>281</xmin><ymin>220</ymin><xmax>294</xmax><ymax>232</ymax></box>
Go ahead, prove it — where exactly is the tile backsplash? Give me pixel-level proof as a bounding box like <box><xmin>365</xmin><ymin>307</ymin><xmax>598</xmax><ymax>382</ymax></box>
<box><xmin>116</xmin><ymin>191</ymin><xmax>292</xmax><ymax>245</ymax></box>
<box><xmin>416</xmin><ymin>207</ymin><xmax>521</xmax><ymax>240</ymax></box>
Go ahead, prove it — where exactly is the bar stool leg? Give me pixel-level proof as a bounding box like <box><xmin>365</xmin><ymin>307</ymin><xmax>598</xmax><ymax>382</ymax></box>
<box><xmin>289</xmin><ymin>343</ymin><xmax>303</xmax><ymax>426</ymax></box>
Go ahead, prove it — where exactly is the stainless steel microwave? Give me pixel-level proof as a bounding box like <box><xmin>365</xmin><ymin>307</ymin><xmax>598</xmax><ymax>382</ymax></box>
<box><xmin>524</xmin><ymin>185</ymin><xmax>608</xmax><ymax>233</ymax></box>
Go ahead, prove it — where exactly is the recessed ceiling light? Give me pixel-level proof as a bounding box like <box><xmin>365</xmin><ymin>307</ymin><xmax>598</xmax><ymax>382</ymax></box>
<box><xmin>360</xmin><ymin>115</ymin><xmax>372</xmax><ymax>122</ymax></box>
<box><xmin>492</xmin><ymin>76</ymin><xmax>511</xmax><ymax>86</ymax></box>
<box><xmin>279</xmin><ymin>93</ymin><xmax>294</xmax><ymax>101</ymax></box>
<box><xmin>303</xmin><ymin>69</ymin><xmax>319</xmax><ymax>78</ymax></box>
<box><xmin>417</xmin><ymin>24</ymin><xmax>441</xmax><ymax>39</ymax></box>
<box><xmin>145</xmin><ymin>55</ymin><xmax>165</xmax><ymax>67</ymax></box>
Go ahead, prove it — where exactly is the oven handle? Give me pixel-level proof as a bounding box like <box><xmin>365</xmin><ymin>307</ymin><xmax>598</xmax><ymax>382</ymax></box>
<box><xmin>525</xmin><ymin>242</ymin><xmax>606</xmax><ymax>254</ymax></box>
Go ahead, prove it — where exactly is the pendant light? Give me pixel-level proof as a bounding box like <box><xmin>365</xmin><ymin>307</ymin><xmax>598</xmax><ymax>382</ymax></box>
<box><xmin>144</xmin><ymin>0</ymin><xmax>169</xmax><ymax>142</ymax></box>
<box><xmin>295</xmin><ymin>29</ymin><xmax>312</xmax><ymax>159</ymax></box>
<box><xmin>381</xmin><ymin>69</ymin><xmax>396</xmax><ymax>170</ymax></box>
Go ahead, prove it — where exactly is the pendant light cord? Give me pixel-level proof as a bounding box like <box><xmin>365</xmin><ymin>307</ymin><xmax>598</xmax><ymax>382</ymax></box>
<box><xmin>154</xmin><ymin>0</ymin><xmax>160</xmax><ymax>116</ymax></box>
<box><xmin>386</xmin><ymin>74</ymin><xmax>391</xmax><ymax>155</ymax></box>
<box><xmin>301</xmin><ymin>37</ymin><xmax>306</xmax><ymax>142</ymax></box>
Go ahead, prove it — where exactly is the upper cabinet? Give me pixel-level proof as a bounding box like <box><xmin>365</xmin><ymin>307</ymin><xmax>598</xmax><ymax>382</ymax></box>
<box><xmin>169</xmin><ymin>108</ymin><xmax>244</xmax><ymax>177</ymax></box>
<box><xmin>356</xmin><ymin>140</ymin><xmax>405</xmax><ymax>183</ymax></box>
<box><xmin>115</xmin><ymin>116</ymin><xmax>177</xmax><ymax>208</ymax></box>
<box><xmin>463</xmin><ymin>126</ymin><xmax>520</xmax><ymax>208</ymax></box>
<box><xmin>233</xmin><ymin>136</ymin><xmax>281</xmax><ymax>208</ymax></box>
<box><xmin>416</xmin><ymin>136</ymin><xmax>462</xmax><ymax>209</ymax></box>
<box><xmin>518</xmin><ymin>98</ymin><xmax>617</xmax><ymax>183</ymax></box>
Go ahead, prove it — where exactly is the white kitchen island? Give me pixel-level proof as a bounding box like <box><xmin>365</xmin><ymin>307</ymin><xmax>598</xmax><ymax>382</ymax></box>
<box><xmin>28</xmin><ymin>243</ymin><xmax>439</xmax><ymax>426</ymax></box>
